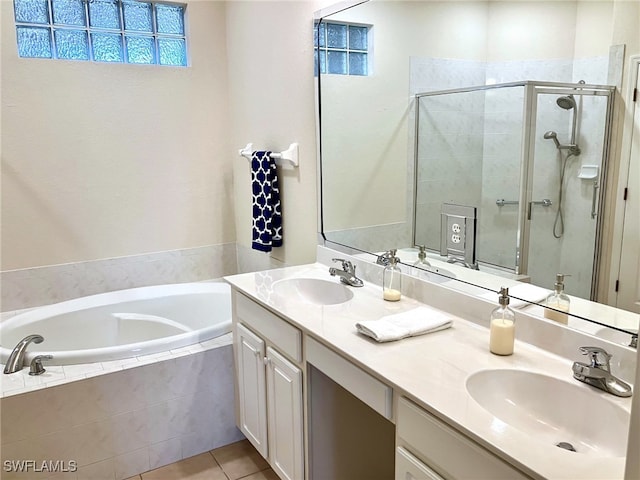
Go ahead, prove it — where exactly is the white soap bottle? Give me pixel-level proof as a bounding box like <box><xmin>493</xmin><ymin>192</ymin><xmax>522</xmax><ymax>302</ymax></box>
<box><xmin>489</xmin><ymin>287</ymin><xmax>516</xmax><ymax>356</ymax></box>
<box><xmin>544</xmin><ymin>273</ymin><xmax>570</xmax><ymax>324</ymax></box>
<box><xmin>383</xmin><ymin>250</ymin><xmax>402</xmax><ymax>302</ymax></box>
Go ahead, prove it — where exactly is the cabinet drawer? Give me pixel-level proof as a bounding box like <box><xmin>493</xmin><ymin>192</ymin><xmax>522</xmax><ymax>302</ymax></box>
<box><xmin>396</xmin><ymin>447</ymin><xmax>444</xmax><ymax>480</ymax></box>
<box><xmin>306</xmin><ymin>336</ymin><xmax>393</xmax><ymax>419</ymax></box>
<box><xmin>234</xmin><ymin>291</ymin><xmax>302</xmax><ymax>363</ymax></box>
<box><xmin>397</xmin><ymin>397</ymin><xmax>529</xmax><ymax>480</ymax></box>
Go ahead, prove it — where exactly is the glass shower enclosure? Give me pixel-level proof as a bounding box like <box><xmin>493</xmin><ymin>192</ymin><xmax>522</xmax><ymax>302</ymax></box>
<box><xmin>413</xmin><ymin>81</ymin><xmax>614</xmax><ymax>300</ymax></box>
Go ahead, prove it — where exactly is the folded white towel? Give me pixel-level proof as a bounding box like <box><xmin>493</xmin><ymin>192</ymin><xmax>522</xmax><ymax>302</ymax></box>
<box><xmin>356</xmin><ymin>306</ymin><xmax>453</xmax><ymax>343</ymax></box>
<box><xmin>479</xmin><ymin>283</ymin><xmax>551</xmax><ymax>309</ymax></box>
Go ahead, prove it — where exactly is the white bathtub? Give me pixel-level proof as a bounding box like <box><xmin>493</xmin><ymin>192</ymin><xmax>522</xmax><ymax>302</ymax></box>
<box><xmin>0</xmin><ymin>282</ymin><xmax>232</xmax><ymax>366</ymax></box>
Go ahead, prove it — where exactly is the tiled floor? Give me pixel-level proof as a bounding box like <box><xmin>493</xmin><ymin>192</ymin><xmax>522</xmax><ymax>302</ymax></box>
<box><xmin>126</xmin><ymin>440</ymin><xmax>278</xmax><ymax>480</ymax></box>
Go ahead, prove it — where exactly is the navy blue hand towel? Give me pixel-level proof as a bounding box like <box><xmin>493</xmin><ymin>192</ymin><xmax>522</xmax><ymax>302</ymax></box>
<box><xmin>251</xmin><ymin>151</ymin><xmax>282</xmax><ymax>252</ymax></box>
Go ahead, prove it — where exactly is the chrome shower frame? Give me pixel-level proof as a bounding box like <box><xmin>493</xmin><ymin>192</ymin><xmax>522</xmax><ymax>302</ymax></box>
<box><xmin>413</xmin><ymin>80</ymin><xmax>615</xmax><ymax>300</ymax></box>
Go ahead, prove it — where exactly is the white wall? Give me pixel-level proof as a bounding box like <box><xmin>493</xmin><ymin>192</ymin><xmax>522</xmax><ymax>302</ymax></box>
<box><xmin>225</xmin><ymin>1</ymin><xmax>319</xmax><ymax>266</ymax></box>
<box><xmin>321</xmin><ymin>1</ymin><xmax>489</xmax><ymax>234</ymax></box>
<box><xmin>1</xmin><ymin>1</ymin><xmax>236</xmax><ymax>271</ymax></box>
<box><xmin>1</xmin><ymin>0</ymin><xmax>321</xmax><ymax>273</ymax></box>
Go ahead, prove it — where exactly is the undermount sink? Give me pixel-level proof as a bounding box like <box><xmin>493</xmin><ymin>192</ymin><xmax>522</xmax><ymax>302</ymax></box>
<box><xmin>272</xmin><ymin>278</ymin><xmax>354</xmax><ymax>306</ymax></box>
<box><xmin>466</xmin><ymin>369</ymin><xmax>629</xmax><ymax>457</ymax></box>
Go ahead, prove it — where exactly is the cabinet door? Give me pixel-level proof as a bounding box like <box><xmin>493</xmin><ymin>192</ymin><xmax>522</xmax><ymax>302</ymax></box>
<box><xmin>266</xmin><ymin>346</ymin><xmax>304</xmax><ymax>480</ymax></box>
<box><xmin>236</xmin><ymin>323</ymin><xmax>268</xmax><ymax>458</ymax></box>
<box><xmin>396</xmin><ymin>447</ymin><xmax>444</xmax><ymax>480</ymax></box>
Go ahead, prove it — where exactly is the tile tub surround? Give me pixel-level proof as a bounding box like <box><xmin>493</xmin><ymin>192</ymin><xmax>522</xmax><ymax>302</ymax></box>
<box><xmin>0</xmin><ymin>336</ymin><xmax>244</xmax><ymax>480</ymax></box>
<box><xmin>1</xmin><ymin>243</ymin><xmax>290</xmax><ymax>313</ymax></box>
<box><xmin>1</xmin><ymin>244</ymin><xmax>239</xmax><ymax>312</ymax></box>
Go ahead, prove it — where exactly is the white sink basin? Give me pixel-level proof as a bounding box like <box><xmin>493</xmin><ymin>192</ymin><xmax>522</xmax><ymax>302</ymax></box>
<box><xmin>272</xmin><ymin>278</ymin><xmax>354</xmax><ymax>306</ymax></box>
<box><xmin>466</xmin><ymin>369</ymin><xmax>629</xmax><ymax>457</ymax></box>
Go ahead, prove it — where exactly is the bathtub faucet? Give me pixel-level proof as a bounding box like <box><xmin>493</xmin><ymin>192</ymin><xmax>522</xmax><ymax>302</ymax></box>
<box><xmin>3</xmin><ymin>334</ymin><xmax>44</xmax><ymax>374</ymax></box>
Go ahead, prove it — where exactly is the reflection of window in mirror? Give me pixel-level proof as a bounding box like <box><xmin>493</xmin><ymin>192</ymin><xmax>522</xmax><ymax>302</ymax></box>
<box><xmin>314</xmin><ymin>21</ymin><xmax>370</xmax><ymax>76</ymax></box>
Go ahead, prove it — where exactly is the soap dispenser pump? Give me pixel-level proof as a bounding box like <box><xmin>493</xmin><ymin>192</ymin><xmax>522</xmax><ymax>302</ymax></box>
<box><xmin>383</xmin><ymin>249</ymin><xmax>402</xmax><ymax>302</ymax></box>
<box><xmin>489</xmin><ymin>287</ymin><xmax>516</xmax><ymax>356</ymax></box>
<box><xmin>544</xmin><ymin>273</ymin><xmax>570</xmax><ymax>324</ymax></box>
<box><xmin>413</xmin><ymin>245</ymin><xmax>431</xmax><ymax>267</ymax></box>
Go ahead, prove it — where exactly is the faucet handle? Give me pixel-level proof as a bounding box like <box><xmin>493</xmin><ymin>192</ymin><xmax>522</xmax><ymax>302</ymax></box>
<box><xmin>332</xmin><ymin>258</ymin><xmax>354</xmax><ymax>272</ymax></box>
<box><xmin>29</xmin><ymin>355</ymin><xmax>53</xmax><ymax>376</ymax></box>
<box><xmin>578</xmin><ymin>346</ymin><xmax>612</xmax><ymax>371</ymax></box>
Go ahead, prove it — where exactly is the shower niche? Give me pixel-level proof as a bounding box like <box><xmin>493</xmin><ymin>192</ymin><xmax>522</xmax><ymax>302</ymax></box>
<box><xmin>413</xmin><ymin>81</ymin><xmax>614</xmax><ymax>300</ymax></box>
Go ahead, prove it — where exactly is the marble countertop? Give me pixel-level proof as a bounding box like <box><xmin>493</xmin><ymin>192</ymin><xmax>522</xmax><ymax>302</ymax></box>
<box><xmin>224</xmin><ymin>261</ymin><xmax>632</xmax><ymax>480</ymax></box>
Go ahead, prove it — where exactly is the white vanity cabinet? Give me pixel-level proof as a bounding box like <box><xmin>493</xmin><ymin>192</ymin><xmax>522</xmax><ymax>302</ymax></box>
<box><xmin>396</xmin><ymin>397</ymin><xmax>531</xmax><ymax>480</ymax></box>
<box><xmin>233</xmin><ymin>291</ymin><xmax>304</xmax><ymax>480</ymax></box>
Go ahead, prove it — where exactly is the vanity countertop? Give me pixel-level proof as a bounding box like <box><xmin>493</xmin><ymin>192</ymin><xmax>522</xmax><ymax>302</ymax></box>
<box><xmin>224</xmin><ymin>262</ymin><xmax>632</xmax><ymax>480</ymax></box>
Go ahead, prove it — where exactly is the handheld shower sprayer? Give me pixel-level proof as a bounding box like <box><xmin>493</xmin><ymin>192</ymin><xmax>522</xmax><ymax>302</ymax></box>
<box><xmin>544</xmin><ymin>91</ymin><xmax>581</xmax><ymax>155</ymax></box>
<box><xmin>544</xmin><ymin>131</ymin><xmax>561</xmax><ymax>149</ymax></box>
<box><xmin>543</xmin><ymin>129</ymin><xmax>581</xmax><ymax>155</ymax></box>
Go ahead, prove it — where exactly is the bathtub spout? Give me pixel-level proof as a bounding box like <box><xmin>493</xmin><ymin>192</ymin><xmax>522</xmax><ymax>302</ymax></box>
<box><xmin>3</xmin><ymin>334</ymin><xmax>44</xmax><ymax>374</ymax></box>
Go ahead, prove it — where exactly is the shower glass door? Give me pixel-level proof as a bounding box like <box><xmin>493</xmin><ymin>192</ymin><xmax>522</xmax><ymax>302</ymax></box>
<box><xmin>525</xmin><ymin>84</ymin><xmax>614</xmax><ymax>299</ymax></box>
<box><xmin>414</xmin><ymin>84</ymin><xmax>525</xmax><ymax>272</ymax></box>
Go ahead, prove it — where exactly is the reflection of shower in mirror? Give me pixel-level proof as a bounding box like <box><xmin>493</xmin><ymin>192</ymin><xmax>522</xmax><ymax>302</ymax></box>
<box><xmin>413</xmin><ymin>81</ymin><xmax>614</xmax><ymax>301</ymax></box>
<box><xmin>544</xmin><ymin>91</ymin><xmax>584</xmax><ymax>239</ymax></box>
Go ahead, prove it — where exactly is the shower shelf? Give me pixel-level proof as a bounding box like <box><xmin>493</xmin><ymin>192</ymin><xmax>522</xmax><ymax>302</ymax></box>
<box><xmin>238</xmin><ymin>143</ymin><xmax>299</xmax><ymax>167</ymax></box>
<box><xmin>578</xmin><ymin>165</ymin><xmax>598</xmax><ymax>179</ymax></box>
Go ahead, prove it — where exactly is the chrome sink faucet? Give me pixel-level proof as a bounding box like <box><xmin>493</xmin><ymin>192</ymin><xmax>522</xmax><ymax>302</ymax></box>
<box><xmin>572</xmin><ymin>346</ymin><xmax>632</xmax><ymax>397</ymax></box>
<box><xmin>329</xmin><ymin>258</ymin><xmax>364</xmax><ymax>287</ymax></box>
<box><xmin>3</xmin><ymin>334</ymin><xmax>44</xmax><ymax>374</ymax></box>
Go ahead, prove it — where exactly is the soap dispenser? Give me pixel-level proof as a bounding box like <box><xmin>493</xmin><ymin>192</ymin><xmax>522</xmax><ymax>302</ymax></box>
<box><xmin>544</xmin><ymin>273</ymin><xmax>570</xmax><ymax>324</ymax></box>
<box><xmin>413</xmin><ymin>245</ymin><xmax>431</xmax><ymax>268</ymax></box>
<box><xmin>383</xmin><ymin>249</ymin><xmax>402</xmax><ymax>302</ymax></box>
<box><xmin>489</xmin><ymin>287</ymin><xmax>516</xmax><ymax>356</ymax></box>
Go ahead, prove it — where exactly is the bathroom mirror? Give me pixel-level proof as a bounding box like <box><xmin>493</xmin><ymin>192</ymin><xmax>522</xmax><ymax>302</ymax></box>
<box><xmin>316</xmin><ymin>0</ymin><xmax>639</xmax><ymax>340</ymax></box>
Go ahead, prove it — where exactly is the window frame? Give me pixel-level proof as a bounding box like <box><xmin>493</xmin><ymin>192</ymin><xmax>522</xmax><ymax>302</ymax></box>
<box><xmin>13</xmin><ymin>0</ymin><xmax>189</xmax><ymax>66</ymax></box>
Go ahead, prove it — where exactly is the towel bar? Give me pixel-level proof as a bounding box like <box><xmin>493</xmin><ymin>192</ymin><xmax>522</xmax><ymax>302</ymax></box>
<box><xmin>238</xmin><ymin>142</ymin><xmax>299</xmax><ymax>167</ymax></box>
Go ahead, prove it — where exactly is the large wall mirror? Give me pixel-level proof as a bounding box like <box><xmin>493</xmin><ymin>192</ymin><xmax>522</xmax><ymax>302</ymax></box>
<box><xmin>316</xmin><ymin>0</ymin><xmax>639</xmax><ymax>343</ymax></box>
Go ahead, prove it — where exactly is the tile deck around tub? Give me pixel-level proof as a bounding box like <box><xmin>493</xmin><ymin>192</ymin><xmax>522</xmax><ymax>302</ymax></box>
<box><xmin>0</xmin><ymin>329</ymin><xmax>233</xmax><ymax>398</ymax></box>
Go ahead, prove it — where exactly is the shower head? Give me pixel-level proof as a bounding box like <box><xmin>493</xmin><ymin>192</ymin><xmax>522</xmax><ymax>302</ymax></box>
<box><xmin>544</xmin><ymin>130</ymin><xmax>561</xmax><ymax>148</ymax></box>
<box><xmin>556</xmin><ymin>94</ymin><xmax>576</xmax><ymax>110</ymax></box>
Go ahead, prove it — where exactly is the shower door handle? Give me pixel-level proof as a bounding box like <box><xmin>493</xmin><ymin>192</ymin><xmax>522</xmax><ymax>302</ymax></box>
<box><xmin>527</xmin><ymin>199</ymin><xmax>553</xmax><ymax>220</ymax></box>
<box><xmin>591</xmin><ymin>182</ymin><xmax>599</xmax><ymax>219</ymax></box>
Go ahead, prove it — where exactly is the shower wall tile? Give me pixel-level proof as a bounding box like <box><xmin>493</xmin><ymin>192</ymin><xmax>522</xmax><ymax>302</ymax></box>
<box><xmin>1</xmin><ymin>243</ymin><xmax>238</xmax><ymax>312</ymax></box>
<box><xmin>410</xmin><ymin>57</ymin><xmax>485</xmax><ymax>94</ymax></box>
<box><xmin>486</xmin><ymin>58</ymin><xmax>574</xmax><ymax>84</ymax></box>
<box><xmin>573</xmin><ymin>55</ymin><xmax>608</xmax><ymax>85</ymax></box>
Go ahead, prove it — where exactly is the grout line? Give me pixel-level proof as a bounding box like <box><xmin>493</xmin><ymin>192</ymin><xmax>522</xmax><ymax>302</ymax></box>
<box><xmin>207</xmin><ymin>451</ymin><xmax>231</xmax><ymax>480</ymax></box>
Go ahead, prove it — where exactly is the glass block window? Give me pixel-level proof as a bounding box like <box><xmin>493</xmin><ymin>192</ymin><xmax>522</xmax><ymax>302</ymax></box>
<box><xmin>13</xmin><ymin>0</ymin><xmax>188</xmax><ymax>66</ymax></box>
<box><xmin>315</xmin><ymin>21</ymin><xmax>370</xmax><ymax>76</ymax></box>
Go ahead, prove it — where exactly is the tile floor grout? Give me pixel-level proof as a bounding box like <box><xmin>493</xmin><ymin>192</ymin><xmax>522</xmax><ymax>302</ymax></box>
<box><xmin>127</xmin><ymin>439</ymin><xmax>275</xmax><ymax>480</ymax></box>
